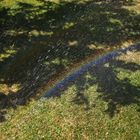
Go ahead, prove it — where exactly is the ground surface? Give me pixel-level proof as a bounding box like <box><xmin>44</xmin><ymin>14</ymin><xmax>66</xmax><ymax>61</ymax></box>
<box><xmin>0</xmin><ymin>0</ymin><xmax>140</xmax><ymax>139</ymax></box>
<box><xmin>0</xmin><ymin>48</ymin><xmax>140</xmax><ymax>140</ymax></box>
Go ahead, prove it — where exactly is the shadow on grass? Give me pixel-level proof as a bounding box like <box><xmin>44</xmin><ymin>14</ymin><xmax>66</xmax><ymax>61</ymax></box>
<box><xmin>72</xmin><ymin>51</ymin><xmax>140</xmax><ymax>117</ymax></box>
<box><xmin>0</xmin><ymin>0</ymin><xmax>140</xmax><ymax>121</ymax></box>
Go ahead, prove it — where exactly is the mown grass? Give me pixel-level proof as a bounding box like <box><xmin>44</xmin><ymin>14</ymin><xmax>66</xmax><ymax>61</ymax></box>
<box><xmin>0</xmin><ymin>0</ymin><xmax>140</xmax><ymax>139</ymax></box>
<box><xmin>0</xmin><ymin>0</ymin><xmax>140</xmax><ymax>98</ymax></box>
<box><xmin>0</xmin><ymin>50</ymin><xmax>140</xmax><ymax>140</ymax></box>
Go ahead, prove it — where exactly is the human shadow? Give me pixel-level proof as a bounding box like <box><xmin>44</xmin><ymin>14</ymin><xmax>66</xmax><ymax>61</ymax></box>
<box><xmin>0</xmin><ymin>0</ymin><xmax>140</xmax><ymax>121</ymax></box>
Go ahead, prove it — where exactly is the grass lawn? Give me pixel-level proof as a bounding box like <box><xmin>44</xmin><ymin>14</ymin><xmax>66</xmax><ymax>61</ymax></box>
<box><xmin>0</xmin><ymin>0</ymin><xmax>140</xmax><ymax>139</ymax></box>
<box><xmin>0</xmin><ymin>48</ymin><xmax>140</xmax><ymax>140</ymax></box>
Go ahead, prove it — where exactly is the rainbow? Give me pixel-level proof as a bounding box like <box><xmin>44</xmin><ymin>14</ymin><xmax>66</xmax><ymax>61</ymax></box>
<box><xmin>42</xmin><ymin>44</ymin><xmax>139</xmax><ymax>98</ymax></box>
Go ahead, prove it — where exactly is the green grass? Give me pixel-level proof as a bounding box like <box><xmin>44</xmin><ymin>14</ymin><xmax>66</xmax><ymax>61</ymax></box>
<box><xmin>0</xmin><ymin>51</ymin><xmax>140</xmax><ymax>140</ymax></box>
<box><xmin>0</xmin><ymin>1</ymin><xmax>140</xmax><ymax>139</ymax></box>
<box><xmin>0</xmin><ymin>0</ymin><xmax>140</xmax><ymax>92</ymax></box>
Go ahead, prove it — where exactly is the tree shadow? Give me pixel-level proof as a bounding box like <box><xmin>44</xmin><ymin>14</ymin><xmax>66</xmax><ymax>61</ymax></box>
<box><xmin>0</xmin><ymin>0</ymin><xmax>140</xmax><ymax>121</ymax></box>
<box><xmin>72</xmin><ymin>49</ymin><xmax>140</xmax><ymax>117</ymax></box>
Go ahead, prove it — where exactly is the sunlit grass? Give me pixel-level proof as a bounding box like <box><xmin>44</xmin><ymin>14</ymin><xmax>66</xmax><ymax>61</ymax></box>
<box><xmin>123</xmin><ymin>0</ymin><xmax>140</xmax><ymax>13</ymax></box>
<box><xmin>0</xmin><ymin>48</ymin><xmax>17</xmax><ymax>62</ymax></box>
<box><xmin>0</xmin><ymin>0</ymin><xmax>42</xmax><ymax>8</ymax></box>
<box><xmin>0</xmin><ymin>83</ymin><xmax>21</xmax><ymax>94</ymax></box>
